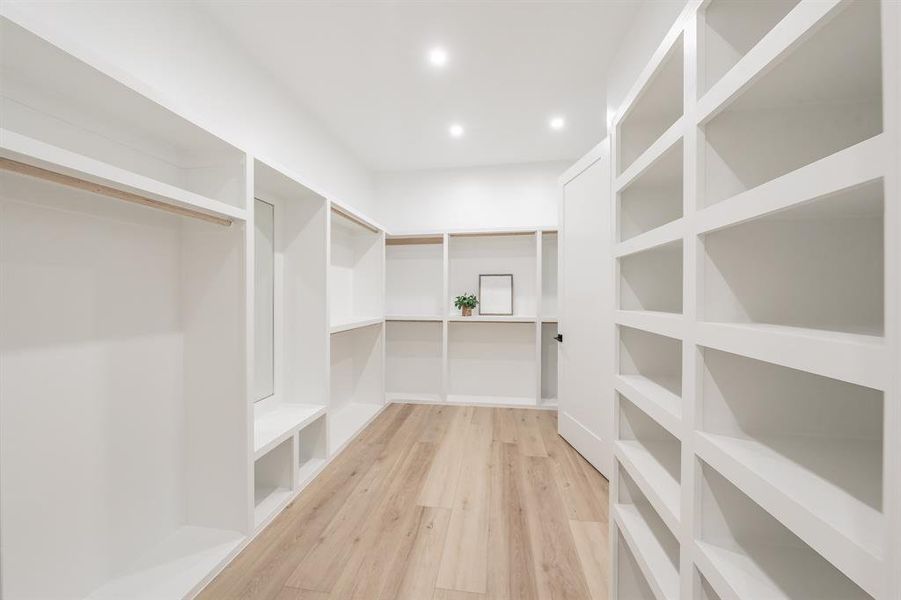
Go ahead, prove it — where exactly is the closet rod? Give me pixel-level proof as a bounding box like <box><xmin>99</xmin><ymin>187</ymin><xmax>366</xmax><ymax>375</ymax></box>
<box><xmin>0</xmin><ymin>157</ymin><xmax>233</xmax><ymax>227</ymax></box>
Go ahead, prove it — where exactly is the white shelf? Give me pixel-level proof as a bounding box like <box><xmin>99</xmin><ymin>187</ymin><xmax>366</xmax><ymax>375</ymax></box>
<box><xmin>617</xmin><ymin>30</ymin><xmax>684</xmax><ymax>175</ymax></box>
<box><xmin>328</xmin><ymin>402</ymin><xmax>383</xmax><ymax>453</ymax></box>
<box><xmin>698</xmin><ymin>0</ymin><xmax>801</xmax><ymax>97</ymax></box>
<box><xmin>615</xmin><ymin>218</ymin><xmax>684</xmax><ymax>258</ymax></box>
<box><xmin>619</xmin><ymin>326</ymin><xmax>683</xmax><ymax>401</ymax></box>
<box><xmin>253</xmin><ymin>403</ymin><xmax>327</xmax><ymax>459</ymax></box>
<box><xmin>447</xmin><ymin>314</ymin><xmax>537</xmax><ymax>323</ymax></box>
<box><xmin>330</xmin><ymin>207</ymin><xmax>383</xmax><ymax>328</ymax></box>
<box><xmin>540</xmin><ymin>315</ymin><xmax>559</xmax><ymax>323</ymax></box>
<box><xmin>696</xmin><ymin>321</ymin><xmax>886</xmax><ymax>390</ymax></box>
<box><xmin>615</xmin><ymin>374</ymin><xmax>681</xmax><ymax>438</ymax></box>
<box><xmin>386</xmin><ymin>236</ymin><xmax>444</xmax><ymax>316</ymax></box>
<box><xmin>696</xmin><ymin>463</ymin><xmax>874</xmax><ymax>599</ymax></box>
<box><xmin>385</xmin><ymin>314</ymin><xmax>443</xmax><ymax>321</ymax></box>
<box><xmin>616</xmin><ymin>441</ymin><xmax>680</xmax><ymax>533</ymax></box>
<box><xmin>615</xmin><ymin>310</ymin><xmax>685</xmax><ymax>339</ymax></box>
<box><xmin>700</xmin><ymin>0</ymin><xmax>882</xmax><ymax>207</ymax></box>
<box><xmin>86</xmin><ymin>526</ymin><xmax>243</xmax><ymax>600</ymax></box>
<box><xmin>446</xmin><ymin>394</ymin><xmax>538</xmax><ymax>408</ymax></box>
<box><xmin>619</xmin><ymin>240</ymin><xmax>683</xmax><ymax>314</ymax></box>
<box><xmin>614</xmin><ymin>503</ymin><xmax>680</xmax><ymax>600</ymax></box>
<box><xmin>1</xmin><ymin>129</ymin><xmax>247</xmax><ymax>224</ymax></box>
<box><xmin>329</xmin><ymin>317</ymin><xmax>383</xmax><ymax>334</ymax></box>
<box><xmin>618</xmin><ymin>136</ymin><xmax>683</xmax><ymax>243</ymax></box>
<box><xmin>616</xmin><ymin>535</ymin><xmax>658</xmax><ymax>600</ymax></box>
<box><xmin>386</xmin><ymin>319</ymin><xmax>443</xmax><ymax>403</ymax></box>
<box><xmin>696</xmin><ymin>433</ymin><xmax>882</xmax><ymax>587</ymax></box>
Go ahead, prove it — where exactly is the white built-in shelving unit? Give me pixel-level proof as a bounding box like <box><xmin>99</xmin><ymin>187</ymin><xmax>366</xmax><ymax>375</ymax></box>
<box><xmin>385</xmin><ymin>228</ymin><xmax>559</xmax><ymax>408</ymax></box>
<box><xmin>0</xmin><ymin>14</ymin><xmax>393</xmax><ymax>598</ymax></box>
<box><xmin>608</xmin><ymin>1</ymin><xmax>901</xmax><ymax>599</ymax></box>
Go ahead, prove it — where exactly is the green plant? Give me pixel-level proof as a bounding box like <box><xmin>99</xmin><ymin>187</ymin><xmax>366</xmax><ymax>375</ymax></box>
<box><xmin>454</xmin><ymin>293</ymin><xmax>479</xmax><ymax>310</ymax></box>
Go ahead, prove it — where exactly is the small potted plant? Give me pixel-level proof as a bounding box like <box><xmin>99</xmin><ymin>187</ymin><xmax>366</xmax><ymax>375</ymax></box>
<box><xmin>454</xmin><ymin>293</ymin><xmax>478</xmax><ymax>317</ymax></box>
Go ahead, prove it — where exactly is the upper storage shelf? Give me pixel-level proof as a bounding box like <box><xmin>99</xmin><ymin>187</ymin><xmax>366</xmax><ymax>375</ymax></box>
<box><xmin>0</xmin><ymin>18</ymin><xmax>247</xmax><ymax>210</ymax></box>
<box><xmin>617</xmin><ymin>34</ymin><xmax>683</xmax><ymax>175</ymax></box>
<box><xmin>700</xmin><ymin>0</ymin><xmax>882</xmax><ymax>207</ymax></box>
<box><xmin>698</xmin><ymin>0</ymin><xmax>801</xmax><ymax>96</ymax></box>
<box><xmin>386</xmin><ymin>235</ymin><xmax>444</xmax><ymax>318</ymax></box>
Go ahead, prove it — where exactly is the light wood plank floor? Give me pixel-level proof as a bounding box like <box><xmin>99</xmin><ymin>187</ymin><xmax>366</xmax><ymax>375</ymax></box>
<box><xmin>199</xmin><ymin>404</ymin><xmax>610</xmax><ymax>600</ymax></box>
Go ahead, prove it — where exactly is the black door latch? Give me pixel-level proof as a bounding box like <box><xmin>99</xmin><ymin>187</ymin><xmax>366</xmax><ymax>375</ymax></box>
<box><xmin>554</xmin><ymin>333</ymin><xmax>563</xmax><ymax>343</ymax></box>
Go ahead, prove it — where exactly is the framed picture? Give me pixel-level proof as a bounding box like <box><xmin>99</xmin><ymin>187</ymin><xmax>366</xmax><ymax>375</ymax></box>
<box><xmin>479</xmin><ymin>274</ymin><xmax>514</xmax><ymax>315</ymax></box>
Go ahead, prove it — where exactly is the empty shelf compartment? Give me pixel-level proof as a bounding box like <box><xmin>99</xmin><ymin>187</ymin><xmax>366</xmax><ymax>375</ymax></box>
<box><xmin>620</xmin><ymin>240</ymin><xmax>683</xmax><ymax>314</ymax></box>
<box><xmin>619</xmin><ymin>140</ymin><xmax>683</xmax><ymax>240</ymax></box>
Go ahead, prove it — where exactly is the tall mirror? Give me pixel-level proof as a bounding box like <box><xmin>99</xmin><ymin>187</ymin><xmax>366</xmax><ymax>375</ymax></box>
<box><xmin>254</xmin><ymin>198</ymin><xmax>275</xmax><ymax>401</ymax></box>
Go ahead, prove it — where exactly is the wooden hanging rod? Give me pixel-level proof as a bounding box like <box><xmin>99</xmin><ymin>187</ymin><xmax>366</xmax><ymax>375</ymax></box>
<box><xmin>0</xmin><ymin>157</ymin><xmax>233</xmax><ymax>227</ymax></box>
<box><xmin>386</xmin><ymin>235</ymin><xmax>443</xmax><ymax>246</ymax></box>
<box><xmin>331</xmin><ymin>205</ymin><xmax>380</xmax><ymax>233</ymax></box>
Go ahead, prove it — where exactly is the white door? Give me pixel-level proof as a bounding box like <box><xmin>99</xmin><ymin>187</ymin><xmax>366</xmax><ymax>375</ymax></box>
<box><xmin>557</xmin><ymin>140</ymin><xmax>613</xmax><ymax>478</ymax></box>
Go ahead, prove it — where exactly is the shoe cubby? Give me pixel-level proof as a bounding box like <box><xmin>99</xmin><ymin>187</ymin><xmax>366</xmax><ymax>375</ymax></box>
<box><xmin>698</xmin><ymin>0</ymin><xmax>801</xmax><ymax>96</ymax></box>
<box><xmin>616</xmin><ymin>534</ymin><xmax>658</xmax><ymax>600</ymax></box>
<box><xmin>615</xmin><ymin>464</ymin><xmax>680</xmax><ymax>600</ymax></box>
<box><xmin>297</xmin><ymin>414</ymin><xmax>328</xmax><ymax>486</ymax></box>
<box><xmin>618</xmin><ymin>34</ymin><xmax>684</xmax><ymax>174</ymax></box>
<box><xmin>386</xmin><ymin>320</ymin><xmax>444</xmax><ymax>403</ymax></box>
<box><xmin>695</xmin><ymin>462</ymin><xmax>874</xmax><ymax>600</ymax></box>
<box><xmin>620</xmin><ymin>240</ymin><xmax>683</xmax><ymax>314</ymax></box>
<box><xmin>701</xmin><ymin>179</ymin><xmax>884</xmax><ymax>336</ymax></box>
<box><xmin>386</xmin><ymin>235</ymin><xmax>444</xmax><ymax>318</ymax></box>
<box><xmin>701</xmin><ymin>0</ymin><xmax>882</xmax><ymax>206</ymax></box>
<box><xmin>699</xmin><ymin>347</ymin><xmax>883</xmax><ymax>560</ymax></box>
<box><xmin>619</xmin><ymin>140</ymin><xmax>683</xmax><ymax>241</ymax></box>
<box><xmin>618</xmin><ymin>394</ymin><xmax>681</xmax><ymax>527</ymax></box>
<box><xmin>619</xmin><ymin>326</ymin><xmax>682</xmax><ymax>413</ymax></box>
<box><xmin>254</xmin><ymin>437</ymin><xmax>294</xmax><ymax>528</ymax></box>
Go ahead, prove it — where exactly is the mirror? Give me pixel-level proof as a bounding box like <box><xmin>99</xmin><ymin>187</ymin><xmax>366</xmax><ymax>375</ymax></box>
<box><xmin>254</xmin><ymin>198</ymin><xmax>275</xmax><ymax>401</ymax></box>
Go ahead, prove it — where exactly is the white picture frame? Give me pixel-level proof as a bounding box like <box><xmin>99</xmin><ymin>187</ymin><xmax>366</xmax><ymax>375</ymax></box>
<box><xmin>479</xmin><ymin>274</ymin><xmax>514</xmax><ymax>315</ymax></box>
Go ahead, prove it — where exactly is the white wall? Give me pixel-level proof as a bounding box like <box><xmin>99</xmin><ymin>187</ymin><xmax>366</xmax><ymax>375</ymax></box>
<box><xmin>2</xmin><ymin>0</ymin><xmax>376</xmax><ymax>216</ymax></box>
<box><xmin>606</xmin><ymin>0</ymin><xmax>689</xmax><ymax>122</ymax></box>
<box><xmin>376</xmin><ymin>161</ymin><xmax>569</xmax><ymax>232</ymax></box>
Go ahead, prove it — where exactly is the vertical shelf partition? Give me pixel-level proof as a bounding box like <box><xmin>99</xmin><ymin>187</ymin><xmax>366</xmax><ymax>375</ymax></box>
<box><xmin>608</xmin><ymin>1</ymin><xmax>900</xmax><ymax>599</ymax></box>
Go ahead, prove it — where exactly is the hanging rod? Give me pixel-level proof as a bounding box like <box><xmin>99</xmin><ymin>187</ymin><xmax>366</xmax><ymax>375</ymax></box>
<box><xmin>0</xmin><ymin>157</ymin><xmax>233</xmax><ymax>227</ymax></box>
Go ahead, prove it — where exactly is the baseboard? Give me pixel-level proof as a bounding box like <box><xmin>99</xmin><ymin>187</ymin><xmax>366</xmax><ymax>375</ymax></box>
<box><xmin>558</xmin><ymin>410</ymin><xmax>610</xmax><ymax>479</ymax></box>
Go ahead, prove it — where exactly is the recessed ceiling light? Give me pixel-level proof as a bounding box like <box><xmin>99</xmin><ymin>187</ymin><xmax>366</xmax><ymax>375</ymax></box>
<box><xmin>550</xmin><ymin>116</ymin><xmax>566</xmax><ymax>130</ymax></box>
<box><xmin>449</xmin><ymin>123</ymin><xmax>464</xmax><ymax>138</ymax></box>
<box><xmin>428</xmin><ymin>47</ymin><xmax>449</xmax><ymax>67</ymax></box>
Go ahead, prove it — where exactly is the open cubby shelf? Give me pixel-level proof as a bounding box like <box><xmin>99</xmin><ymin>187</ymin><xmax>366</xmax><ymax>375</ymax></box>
<box><xmin>701</xmin><ymin>0</ymin><xmax>882</xmax><ymax>207</ymax></box>
<box><xmin>619</xmin><ymin>326</ymin><xmax>683</xmax><ymax>401</ymax></box>
<box><xmin>696</xmin><ymin>463</ymin><xmax>875</xmax><ymax>600</ymax></box>
<box><xmin>699</xmin><ymin>347</ymin><xmax>884</xmax><ymax>562</ymax></box>
<box><xmin>698</xmin><ymin>0</ymin><xmax>801</xmax><ymax>96</ymax></box>
<box><xmin>330</xmin><ymin>209</ymin><xmax>383</xmax><ymax>328</ymax></box>
<box><xmin>386</xmin><ymin>238</ymin><xmax>444</xmax><ymax>317</ymax></box>
<box><xmin>541</xmin><ymin>231</ymin><xmax>559</xmax><ymax>318</ymax></box>
<box><xmin>618</xmin><ymin>395</ymin><xmax>681</xmax><ymax>529</ymax></box>
<box><xmin>701</xmin><ymin>179</ymin><xmax>884</xmax><ymax>336</ymax></box>
<box><xmin>615</xmin><ymin>465</ymin><xmax>681</xmax><ymax>600</ymax></box>
<box><xmin>254</xmin><ymin>437</ymin><xmax>294</xmax><ymax>527</ymax></box>
<box><xmin>620</xmin><ymin>240</ymin><xmax>683</xmax><ymax>314</ymax></box>
<box><xmin>541</xmin><ymin>322</ymin><xmax>558</xmax><ymax>404</ymax></box>
<box><xmin>619</xmin><ymin>139</ymin><xmax>683</xmax><ymax>242</ymax></box>
<box><xmin>618</xmin><ymin>34</ymin><xmax>684</xmax><ymax>175</ymax></box>
<box><xmin>329</xmin><ymin>324</ymin><xmax>384</xmax><ymax>452</ymax></box>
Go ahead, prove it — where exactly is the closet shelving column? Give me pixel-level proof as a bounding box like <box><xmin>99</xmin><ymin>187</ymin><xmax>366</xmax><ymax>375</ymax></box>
<box><xmin>384</xmin><ymin>234</ymin><xmax>445</xmax><ymax>403</ymax></box>
<box><xmin>328</xmin><ymin>205</ymin><xmax>386</xmax><ymax>453</ymax></box>
<box><xmin>609</xmin><ymin>1</ymin><xmax>900</xmax><ymax>599</ymax></box>
<box><xmin>250</xmin><ymin>159</ymin><xmax>329</xmax><ymax>530</ymax></box>
<box><xmin>0</xmin><ymin>17</ymin><xmax>250</xmax><ymax>600</ymax></box>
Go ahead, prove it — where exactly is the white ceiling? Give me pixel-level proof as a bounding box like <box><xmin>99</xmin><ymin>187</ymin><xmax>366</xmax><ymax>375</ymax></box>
<box><xmin>199</xmin><ymin>1</ymin><xmax>640</xmax><ymax>172</ymax></box>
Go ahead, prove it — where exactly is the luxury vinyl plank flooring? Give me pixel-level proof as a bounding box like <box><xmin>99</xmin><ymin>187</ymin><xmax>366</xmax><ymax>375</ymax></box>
<box><xmin>198</xmin><ymin>404</ymin><xmax>610</xmax><ymax>600</ymax></box>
